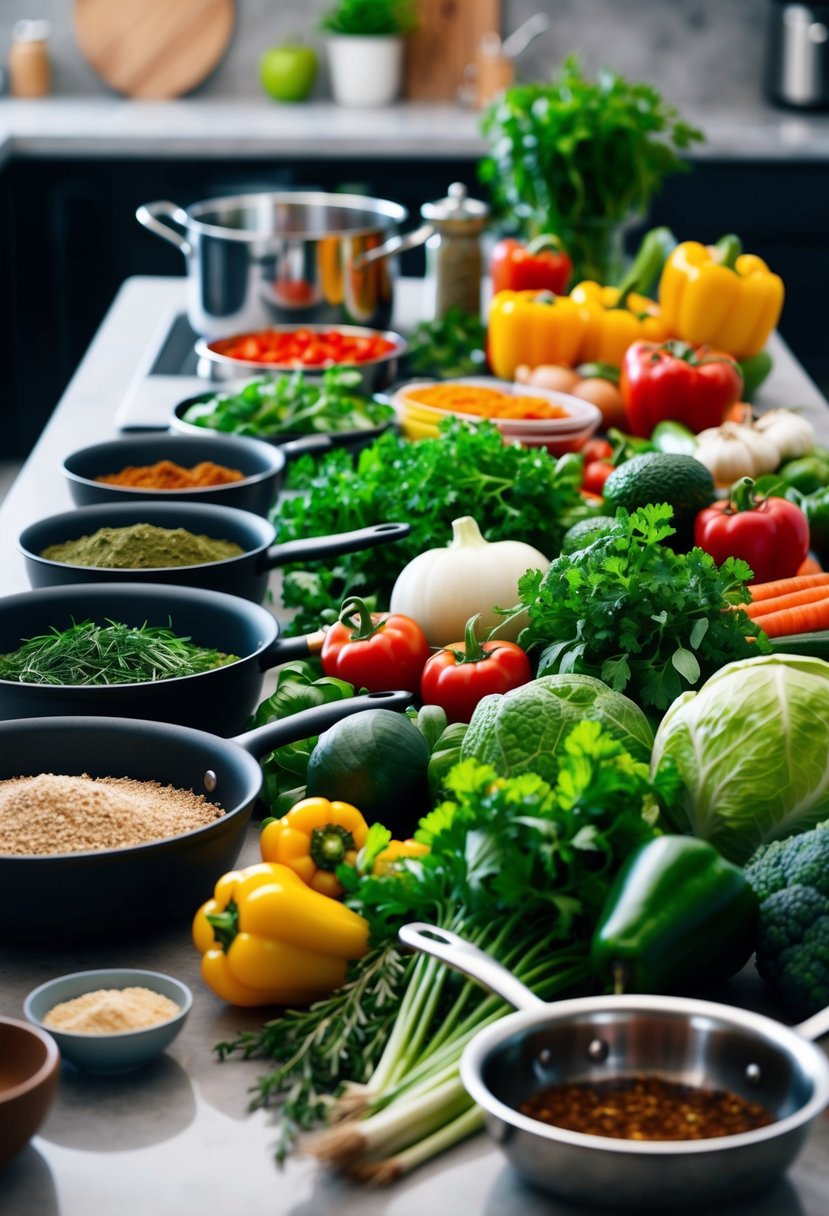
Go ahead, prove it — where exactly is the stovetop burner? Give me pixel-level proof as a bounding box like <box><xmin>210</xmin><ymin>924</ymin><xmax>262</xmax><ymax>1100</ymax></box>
<box><xmin>114</xmin><ymin>310</ymin><xmax>209</xmax><ymax>433</ymax></box>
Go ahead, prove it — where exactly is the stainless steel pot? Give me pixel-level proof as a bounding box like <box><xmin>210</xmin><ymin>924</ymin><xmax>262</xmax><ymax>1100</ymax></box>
<box><xmin>136</xmin><ymin>191</ymin><xmax>421</xmax><ymax>336</ymax></box>
<box><xmin>400</xmin><ymin>923</ymin><xmax>829</xmax><ymax>1211</ymax></box>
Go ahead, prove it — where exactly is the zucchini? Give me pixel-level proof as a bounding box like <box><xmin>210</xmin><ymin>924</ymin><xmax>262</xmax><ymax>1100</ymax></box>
<box><xmin>306</xmin><ymin>709</ymin><xmax>430</xmax><ymax>835</ymax></box>
<box><xmin>770</xmin><ymin>631</ymin><xmax>829</xmax><ymax>661</ymax></box>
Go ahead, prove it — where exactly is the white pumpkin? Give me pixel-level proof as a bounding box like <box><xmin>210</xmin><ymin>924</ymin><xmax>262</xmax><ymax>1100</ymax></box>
<box><xmin>389</xmin><ymin>516</ymin><xmax>549</xmax><ymax>645</ymax></box>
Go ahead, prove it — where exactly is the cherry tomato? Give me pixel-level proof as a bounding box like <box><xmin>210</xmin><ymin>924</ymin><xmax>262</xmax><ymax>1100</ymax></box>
<box><xmin>582</xmin><ymin>459</ymin><xmax>615</xmax><ymax>496</ymax></box>
<box><xmin>580</xmin><ymin>438</ymin><xmax>614</xmax><ymax>464</ymax></box>
<box><xmin>212</xmin><ymin>327</ymin><xmax>396</xmax><ymax>366</ymax></box>
<box><xmin>321</xmin><ymin>596</ymin><xmax>431</xmax><ymax>694</ymax></box>
<box><xmin>420</xmin><ymin>617</ymin><xmax>533</xmax><ymax>724</ymax></box>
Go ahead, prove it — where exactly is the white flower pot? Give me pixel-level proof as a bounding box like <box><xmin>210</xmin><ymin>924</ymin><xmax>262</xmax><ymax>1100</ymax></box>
<box><xmin>326</xmin><ymin>35</ymin><xmax>404</xmax><ymax>107</ymax></box>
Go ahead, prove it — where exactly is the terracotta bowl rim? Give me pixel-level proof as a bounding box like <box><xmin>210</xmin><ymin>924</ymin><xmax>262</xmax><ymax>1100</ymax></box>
<box><xmin>0</xmin><ymin>1015</ymin><xmax>60</xmax><ymax>1103</ymax></box>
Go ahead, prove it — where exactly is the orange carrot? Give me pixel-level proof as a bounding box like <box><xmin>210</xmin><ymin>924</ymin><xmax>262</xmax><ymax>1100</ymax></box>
<box><xmin>797</xmin><ymin>555</ymin><xmax>824</xmax><ymax>577</ymax></box>
<box><xmin>749</xmin><ymin>572</ymin><xmax>829</xmax><ymax>602</ymax></box>
<box><xmin>747</xmin><ymin>587</ymin><xmax>829</xmax><ymax>619</ymax></box>
<box><xmin>753</xmin><ymin>598</ymin><xmax>829</xmax><ymax>638</ymax></box>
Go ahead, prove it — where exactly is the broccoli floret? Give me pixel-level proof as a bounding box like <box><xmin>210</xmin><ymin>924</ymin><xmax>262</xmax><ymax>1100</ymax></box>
<box><xmin>745</xmin><ymin>827</ymin><xmax>829</xmax><ymax>1019</ymax></box>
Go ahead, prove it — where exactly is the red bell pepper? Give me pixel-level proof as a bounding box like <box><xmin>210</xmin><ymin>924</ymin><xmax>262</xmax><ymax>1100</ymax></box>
<box><xmin>420</xmin><ymin>615</ymin><xmax>533</xmax><ymax>724</ymax></box>
<box><xmin>490</xmin><ymin>235</ymin><xmax>573</xmax><ymax>296</ymax></box>
<box><xmin>321</xmin><ymin>596</ymin><xmax>431</xmax><ymax>693</ymax></box>
<box><xmin>694</xmin><ymin>478</ymin><xmax>810</xmax><ymax>584</ymax></box>
<box><xmin>620</xmin><ymin>340</ymin><xmax>744</xmax><ymax>439</ymax></box>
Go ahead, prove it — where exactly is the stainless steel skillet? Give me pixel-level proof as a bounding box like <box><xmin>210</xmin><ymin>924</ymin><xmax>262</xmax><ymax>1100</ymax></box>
<box><xmin>400</xmin><ymin>923</ymin><xmax>829</xmax><ymax>1211</ymax></box>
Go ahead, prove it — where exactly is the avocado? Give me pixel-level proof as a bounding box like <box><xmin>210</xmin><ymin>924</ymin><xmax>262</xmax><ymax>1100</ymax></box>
<box><xmin>603</xmin><ymin>453</ymin><xmax>715</xmax><ymax>539</ymax></box>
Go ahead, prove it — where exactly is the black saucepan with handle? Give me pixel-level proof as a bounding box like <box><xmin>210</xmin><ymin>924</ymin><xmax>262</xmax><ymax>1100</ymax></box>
<box><xmin>19</xmin><ymin>501</ymin><xmax>410</xmax><ymax>604</ymax></box>
<box><xmin>62</xmin><ymin>432</ymin><xmax>332</xmax><ymax>516</ymax></box>
<box><xmin>0</xmin><ymin>692</ymin><xmax>411</xmax><ymax>943</ymax></box>
<box><xmin>0</xmin><ymin>582</ymin><xmax>351</xmax><ymax>735</ymax></box>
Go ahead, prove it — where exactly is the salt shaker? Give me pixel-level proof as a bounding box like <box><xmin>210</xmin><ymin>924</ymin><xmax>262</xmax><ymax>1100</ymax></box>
<box><xmin>421</xmin><ymin>183</ymin><xmax>489</xmax><ymax>321</ymax></box>
<box><xmin>9</xmin><ymin>19</ymin><xmax>52</xmax><ymax>98</ymax></box>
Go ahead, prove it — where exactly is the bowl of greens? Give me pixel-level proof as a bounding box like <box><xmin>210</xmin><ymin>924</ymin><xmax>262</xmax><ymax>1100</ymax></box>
<box><xmin>171</xmin><ymin>366</ymin><xmax>395</xmax><ymax>448</ymax></box>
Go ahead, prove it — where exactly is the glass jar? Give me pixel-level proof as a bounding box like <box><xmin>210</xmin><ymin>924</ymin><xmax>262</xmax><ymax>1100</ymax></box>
<box><xmin>421</xmin><ymin>183</ymin><xmax>489</xmax><ymax>321</ymax></box>
<box><xmin>9</xmin><ymin>20</ymin><xmax>52</xmax><ymax>98</ymax></box>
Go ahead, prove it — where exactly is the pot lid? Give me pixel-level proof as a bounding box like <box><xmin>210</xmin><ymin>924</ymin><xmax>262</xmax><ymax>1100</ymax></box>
<box><xmin>421</xmin><ymin>183</ymin><xmax>489</xmax><ymax>229</ymax></box>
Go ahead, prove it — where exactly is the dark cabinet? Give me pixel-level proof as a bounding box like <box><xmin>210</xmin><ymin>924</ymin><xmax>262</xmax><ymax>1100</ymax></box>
<box><xmin>0</xmin><ymin>154</ymin><xmax>826</xmax><ymax>458</ymax></box>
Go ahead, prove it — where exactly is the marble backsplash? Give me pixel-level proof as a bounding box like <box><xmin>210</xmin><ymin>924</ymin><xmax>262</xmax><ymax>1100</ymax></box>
<box><xmin>1</xmin><ymin>0</ymin><xmax>772</xmax><ymax>111</ymax></box>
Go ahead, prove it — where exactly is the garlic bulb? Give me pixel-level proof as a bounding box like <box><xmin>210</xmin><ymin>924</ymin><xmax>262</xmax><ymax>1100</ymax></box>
<box><xmin>389</xmin><ymin>516</ymin><xmax>549</xmax><ymax>645</ymax></box>
<box><xmin>693</xmin><ymin>423</ymin><xmax>780</xmax><ymax>488</ymax></box>
<box><xmin>754</xmin><ymin>409</ymin><xmax>816</xmax><ymax>460</ymax></box>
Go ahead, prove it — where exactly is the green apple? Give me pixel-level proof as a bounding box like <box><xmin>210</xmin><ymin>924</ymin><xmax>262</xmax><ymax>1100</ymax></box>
<box><xmin>260</xmin><ymin>44</ymin><xmax>318</xmax><ymax>103</ymax></box>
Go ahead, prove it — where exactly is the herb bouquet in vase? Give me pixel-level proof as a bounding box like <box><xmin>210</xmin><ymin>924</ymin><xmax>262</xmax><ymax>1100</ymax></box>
<box><xmin>480</xmin><ymin>56</ymin><xmax>704</xmax><ymax>285</ymax></box>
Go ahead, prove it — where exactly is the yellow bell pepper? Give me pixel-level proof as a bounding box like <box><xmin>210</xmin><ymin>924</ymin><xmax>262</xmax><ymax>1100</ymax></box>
<box><xmin>260</xmin><ymin>797</ymin><xmax>369</xmax><ymax>899</ymax></box>
<box><xmin>372</xmin><ymin>838</ymin><xmax>430</xmax><ymax>876</ymax></box>
<box><xmin>192</xmin><ymin>861</ymin><xmax>369</xmax><ymax>1007</ymax></box>
<box><xmin>658</xmin><ymin>236</ymin><xmax>784</xmax><ymax>360</ymax></box>
<box><xmin>488</xmin><ymin>289</ymin><xmax>587</xmax><ymax>379</ymax></box>
<box><xmin>570</xmin><ymin>281</ymin><xmax>670</xmax><ymax>366</ymax></box>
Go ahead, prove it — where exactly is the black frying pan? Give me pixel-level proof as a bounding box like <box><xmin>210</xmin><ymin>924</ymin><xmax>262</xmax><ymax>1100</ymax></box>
<box><xmin>62</xmin><ymin>432</ymin><xmax>331</xmax><ymax>516</ymax></box>
<box><xmin>19</xmin><ymin>502</ymin><xmax>410</xmax><ymax>604</ymax></box>
<box><xmin>0</xmin><ymin>693</ymin><xmax>410</xmax><ymax>943</ymax></box>
<box><xmin>0</xmin><ymin>583</ymin><xmax>335</xmax><ymax>736</ymax></box>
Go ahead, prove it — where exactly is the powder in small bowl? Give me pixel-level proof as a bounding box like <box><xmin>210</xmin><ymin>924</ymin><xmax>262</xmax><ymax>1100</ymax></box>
<box><xmin>42</xmin><ymin>987</ymin><xmax>180</xmax><ymax>1035</ymax></box>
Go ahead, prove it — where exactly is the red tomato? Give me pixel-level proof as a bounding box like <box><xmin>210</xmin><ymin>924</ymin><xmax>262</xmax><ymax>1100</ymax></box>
<box><xmin>580</xmin><ymin>438</ymin><xmax>614</xmax><ymax>464</ymax></box>
<box><xmin>321</xmin><ymin>596</ymin><xmax>431</xmax><ymax>694</ymax></box>
<box><xmin>694</xmin><ymin>479</ymin><xmax>810</xmax><ymax>584</ymax></box>
<box><xmin>420</xmin><ymin>621</ymin><xmax>533</xmax><ymax>724</ymax></box>
<box><xmin>582</xmin><ymin>460</ymin><xmax>615</xmax><ymax>496</ymax></box>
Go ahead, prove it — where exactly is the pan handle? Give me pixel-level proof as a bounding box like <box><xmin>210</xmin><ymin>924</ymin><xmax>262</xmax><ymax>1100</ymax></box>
<box><xmin>278</xmin><ymin>435</ymin><xmax>334</xmax><ymax>461</ymax></box>
<box><xmin>260</xmin><ymin>522</ymin><xmax>411</xmax><ymax>572</ymax></box>
<box><xmin>794</xmin><ymin>1006</ymin><xmax>829</xmax><ymax>1043</ymax></box>
<box><xmin>399</xmin><ymin>923</ymin><xmax>546</xmax><ymax>1013</ymax></box>
<box><xmin>256</xmin><ymin>629</ymin><xmax>326</xmax><ymax>672</ymax></box>
<box><xmin>231</xmin><ymin>689</ymin><xmax>413</xmax><ymax>758</ymax></box>
<box><xmin>352</xmin><ymin>223</ymin><xmax>434</xmax><ymax>271</ymax></box>
<box><xmin>136</xmin><ymin>201</ymin><xmax>192</xmax><ymax>257</ymax></box>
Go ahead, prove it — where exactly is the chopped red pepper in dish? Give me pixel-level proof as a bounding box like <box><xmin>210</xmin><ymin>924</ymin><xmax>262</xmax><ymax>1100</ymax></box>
<box><xmin>210</xmin><ymin>328</ymin><xmax>397</xmax><ymax>366</ymax></box>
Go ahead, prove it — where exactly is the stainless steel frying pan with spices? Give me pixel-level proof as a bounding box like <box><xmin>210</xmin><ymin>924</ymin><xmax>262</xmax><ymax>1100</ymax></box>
<box><xmin>401</xmin><ymin>923</ymin><xmax>829</xmax><ymax>1211</ymax></box>
<box><xmin>19</xmin><ymin>501</ymin><xmax>409</xmax><ymax>605</ymax></box>
<box><xmin>0</xmin><ymin>693</ymin><xmax>410</xmax><ymax>943</ymax></box>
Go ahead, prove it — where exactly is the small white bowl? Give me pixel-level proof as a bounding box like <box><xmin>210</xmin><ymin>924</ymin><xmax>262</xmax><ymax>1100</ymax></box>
<box><xmin>24</xmin><ymin>969</ymin><xmax>192</xmax><ymax>1073</ymax></box>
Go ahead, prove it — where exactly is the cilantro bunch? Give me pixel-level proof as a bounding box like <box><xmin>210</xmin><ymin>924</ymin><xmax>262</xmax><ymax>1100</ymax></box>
<box><xmin>272</xmin><ymin>418</ymin><xmax>591</xmax><ymax>634</ymax></box>
<box><xmin>516</xmin><ymin>503</ymin><xmax>769</xmax><ymax>712</ymax></box>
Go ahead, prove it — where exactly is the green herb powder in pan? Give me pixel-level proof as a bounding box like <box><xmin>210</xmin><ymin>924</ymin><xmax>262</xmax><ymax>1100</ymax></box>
<box><xmin>41</xmin><ymin>523</ymin><xmax>245</xmax><ymax>568</ymax></box>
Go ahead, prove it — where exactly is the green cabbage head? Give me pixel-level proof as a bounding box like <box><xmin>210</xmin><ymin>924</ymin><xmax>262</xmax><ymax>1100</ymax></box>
<box><xmin>652</xmin><ymin>654</ymin><xmax>829</xmax><ymax>864</ymax></box>
<box><xmin>460</xmin><ymin>673</ymin><xmax>654</xmax><ymax>786</ymax></box>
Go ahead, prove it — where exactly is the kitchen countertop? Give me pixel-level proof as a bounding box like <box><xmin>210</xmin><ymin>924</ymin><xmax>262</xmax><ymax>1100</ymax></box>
<box><xmin>4</xmin><ymin>96</ymin><xmax>829</xmax><ymax>167</ymax></box>
<box><xmin>0</xmin><ymin>276</ymin><xmax>828</xmax><ymax>1215</ymax></box>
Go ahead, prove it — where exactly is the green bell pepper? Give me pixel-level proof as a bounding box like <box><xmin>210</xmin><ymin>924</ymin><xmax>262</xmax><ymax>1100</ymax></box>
<box><xmin>591</xmin><ymin>835</ymin><xmax>757</xmax><ymax>994</ymax></box>
<box><xmin>778</xmin><ymin>450</ymin><xmax>829</xmax><ymax>496</ymax></box>
<box><xmin>737</xmin><ymin>349</ymin><xmax>774</xmax><ymax>402</ymax></box>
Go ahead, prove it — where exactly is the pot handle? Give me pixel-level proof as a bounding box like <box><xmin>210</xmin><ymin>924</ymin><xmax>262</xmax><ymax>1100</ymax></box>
<box><xmin>399</xmin><ymin>923</ymin><xmax>546</xmax><ymax>1013</ymax></box>
<box><xmin>278</xmin><ymin>435</ymin><xmax>334</xmax><ymax>461</ymax></box>
<box><xmin>352</xmin><ymin>223</ymin><xmax>434</xmax><ymax>271</ymax></box>
<box><xmin>794</xmin><ymin>1006</ymin><xmax>829</xmax><ymax>1043</ymax></box>
<box><xmin>256</xmin><ymin>629</ymin><xmax>326</xmax><ymax>673</ymax></box>
<box><xmin>136</xmin><ymin>201</ymin><xmax>192</xmax><ymax>257</ymax></box>
<box><xmin>231</xmin><ymin>689</ymin><xmax>413</xmax><ymax>757</ymax></box>
<box><xmin>260</xmin><ymin>521</ymin><xmax>411</xmax><ymax>572</ymax></box>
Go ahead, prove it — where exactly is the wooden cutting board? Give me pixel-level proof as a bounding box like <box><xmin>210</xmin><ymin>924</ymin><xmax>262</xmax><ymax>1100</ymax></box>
<box><xmin>73</xmin><ymin>0</ymin><xmax>235</xmax><ymax>100</ymax></box>
<box><xmin>405</xmin><ymin>0</ymin><xmax>501</xmax><ymax>101</ymax></box>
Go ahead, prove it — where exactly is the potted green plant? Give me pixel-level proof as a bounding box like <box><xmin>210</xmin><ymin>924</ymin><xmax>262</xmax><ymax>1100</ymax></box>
<box><xmin>480</xmin><ymin>56</ymin><xmax>705</xmax><ymax>284</ymax></box>
<box><xmin>319</xmin><ymin>0</ymin><xmax>417</xmax><ymax>107</ymax></box>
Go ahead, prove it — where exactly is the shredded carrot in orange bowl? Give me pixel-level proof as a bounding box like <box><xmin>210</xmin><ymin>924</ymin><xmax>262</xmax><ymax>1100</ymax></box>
<box><xmin>404</xmin><ymin>383</ymin><xmax>571</xmax><ymax>421</ymax></box>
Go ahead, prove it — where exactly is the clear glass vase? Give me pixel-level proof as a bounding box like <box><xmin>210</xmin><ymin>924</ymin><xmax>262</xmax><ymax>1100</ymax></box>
<box><xmin>550</xmin><ymin>216</ymin><xmax>635</xmax><ymax>286</ymax></box>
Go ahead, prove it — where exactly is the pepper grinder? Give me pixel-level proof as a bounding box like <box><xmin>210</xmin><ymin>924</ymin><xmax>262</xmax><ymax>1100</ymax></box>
<box><xmin>420</xmin><ymin>183</ymin><xmax>489</xmax><ymax>321</ymax></box>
